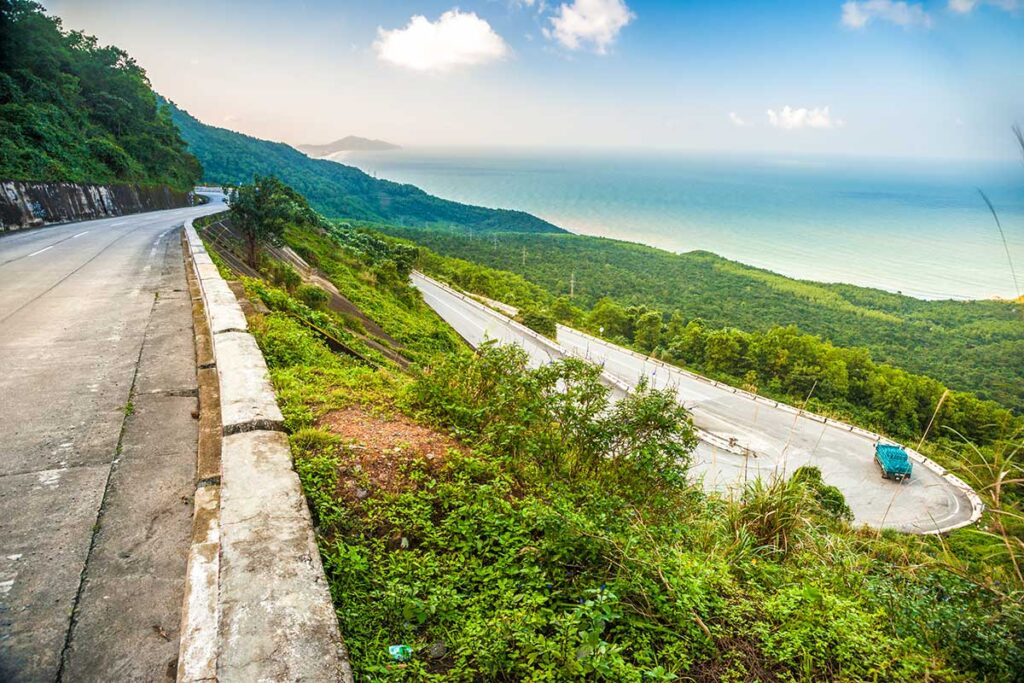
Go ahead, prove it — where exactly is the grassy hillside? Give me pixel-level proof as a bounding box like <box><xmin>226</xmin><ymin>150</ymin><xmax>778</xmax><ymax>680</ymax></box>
<box><xmin>380</xmin><ymin>227</ymin><xmax>1024</xmax><ymax>413</ymax></box>
<box><xmin>169</xmin><ymin>104</ymin><xmax>563</xmax><ymax>234</ymax></box>
<box><xmin>0</xmin><ymin>1</ymin><xmax>201</xmax><ymax>190</ymax></box>
<box><xmin>200</xmin><ymin>191</ymin><xmax>1023</xmax><ymax>681</ymax></box>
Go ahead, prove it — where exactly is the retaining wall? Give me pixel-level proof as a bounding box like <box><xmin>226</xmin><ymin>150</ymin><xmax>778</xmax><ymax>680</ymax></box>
<box><xmin>179</xmin><ymin>219</ymin><xmax>351</xmax><ymax>682</ymax></box>
<box><xmin>0</xmin><ymin>180</ymin><xmax>192</xmax><ymax>232</ymax></box>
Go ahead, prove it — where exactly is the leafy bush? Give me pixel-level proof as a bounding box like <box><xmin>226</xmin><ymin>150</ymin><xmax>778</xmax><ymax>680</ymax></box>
<box><xmin>296</xmin><ymin>283</ymin><xmax>329</xmax><ymax>310</ymax></box>
<box><xmin>407</xmin><ymin>342</ymin><xmax>696</xmax><ymax>499</ymax></box>
<box><xmin>516</xmin><ymin>305</ymin><xmax>557</xmax><ymax>338</ymax></box>
<box><xmin>792</xmin><ymin>465</ymin><xmax>854</xmax><ymax>522</ymax></box>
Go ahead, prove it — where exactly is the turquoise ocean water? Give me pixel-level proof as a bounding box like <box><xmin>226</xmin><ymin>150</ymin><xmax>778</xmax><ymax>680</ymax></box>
<box><xmin>342</xmin><ymin>148</ymin><xmax>1024</xmax><ymax>301</ymax></box>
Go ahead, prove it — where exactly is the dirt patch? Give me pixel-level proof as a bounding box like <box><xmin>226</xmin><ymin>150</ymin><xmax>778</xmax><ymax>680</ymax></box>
<box><xmin>318</xmin><ymin>406</ymin><xmax>463</xmax><ymax>500</ymax></box>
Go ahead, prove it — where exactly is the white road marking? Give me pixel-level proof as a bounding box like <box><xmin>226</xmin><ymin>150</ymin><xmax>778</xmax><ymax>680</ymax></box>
<box><xmin>71</xmin><ymin>231</ymin><xmax>89</xmax><ymax>238</ymax></box>
<box><xmin>28</xmin><ymin>245</ymin><xmax>53</xmax><ymax>257</ymax></box>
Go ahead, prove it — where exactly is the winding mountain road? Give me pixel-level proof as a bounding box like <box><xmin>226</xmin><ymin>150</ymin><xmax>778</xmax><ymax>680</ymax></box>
<box><xmin>411</xmin><ymin>271</ymin><xmax>980</xmax><ymax>534</ymax></box>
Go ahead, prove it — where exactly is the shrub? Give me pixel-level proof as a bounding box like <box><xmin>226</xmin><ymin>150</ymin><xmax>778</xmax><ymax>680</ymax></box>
<box><xmin>792</xmin><ymin>465</ymin><xmax>854</xmax><ymax>522</ymax></box>
<box><xmin>516</xmin><ymin>305</ymin><xmax>557</xmax><ymax>338</ymax></box>
<box><xmin>296</xmin><ymin>283</ymin><xmax>329</xmax><ymax>310</ymax></box>
<box><xmin>407</xmin><ymin>342</ymin><xmax>696</xmax><ymax>497</ymax></box>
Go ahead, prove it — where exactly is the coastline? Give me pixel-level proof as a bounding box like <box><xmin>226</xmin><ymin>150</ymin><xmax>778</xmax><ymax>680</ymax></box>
<box><xmin>339</xmin><ymin>148</ymin><xmax>1024</xmax><ymax>302</ymax></box>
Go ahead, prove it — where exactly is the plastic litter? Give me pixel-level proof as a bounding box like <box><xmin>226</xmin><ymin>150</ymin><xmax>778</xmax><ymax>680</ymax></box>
<box><xmin>389</xmin><ymin>644</ymin><xmax>412</xmax><ymax>662</ymax></box>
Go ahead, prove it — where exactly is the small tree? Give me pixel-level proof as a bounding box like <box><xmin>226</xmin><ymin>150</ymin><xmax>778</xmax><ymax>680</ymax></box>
<box><xmin>228</xmin><ymin>175</ymin><xmax>296</xmax><ymax>268</ymax></box>
<box><xmin>633</xmin><ymin>310</ymin><xmax>663</xmax><ymax>353</ymax></box>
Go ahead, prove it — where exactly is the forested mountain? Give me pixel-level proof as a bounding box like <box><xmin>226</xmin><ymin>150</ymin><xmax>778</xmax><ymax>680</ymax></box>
<box><xmin>169</xmin><ymin>104</ymin><xmax>563</xmax><ymax>234</ymax></box>
<box><xmin>381</xmin><ymin>226</ymin><xmax>1024</xmax><ymax>413</ymax></box>
<box><xmin>0</xmin><ymin>1</ymin><xmax>201</xmax><ymax>189</ymax></box>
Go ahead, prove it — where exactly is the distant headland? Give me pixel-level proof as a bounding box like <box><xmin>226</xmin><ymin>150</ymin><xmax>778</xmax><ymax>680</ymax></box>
<box><xmin>297</xmin><ymin>136</ymin><xmax>400</xmax><ymax>157</ymax></box>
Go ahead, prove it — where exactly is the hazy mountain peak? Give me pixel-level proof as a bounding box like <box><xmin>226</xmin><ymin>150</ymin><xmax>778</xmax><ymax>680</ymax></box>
<box><xmin>297</xmin><ymin>136</ymin><xmax>400</xmax><ymax>157</ymax></box>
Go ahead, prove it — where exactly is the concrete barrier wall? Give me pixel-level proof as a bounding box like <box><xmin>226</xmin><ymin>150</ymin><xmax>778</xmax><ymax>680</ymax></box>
<box><xmin>180</xmin><ymin>219</ymin><xmax>351</xmax><ymax>682</ymax></box>
<box><xmin>414</xmin><ymin>271</ymin><xmax>984</xmax><ymax>535</ymax></box>
<box><xmin>0</xmin><ymin>180</ymin><xmax>193</xmax><ymax>231</ymax></box>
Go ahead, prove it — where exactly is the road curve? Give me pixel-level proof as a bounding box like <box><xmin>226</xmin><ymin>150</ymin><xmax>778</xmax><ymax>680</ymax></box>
<box><xmin>0</xmin><ymin>196</ymin><xmax>226</xmax><ymax>681</ymax></box>
<box><xmin>411</xmin><ymin>271</ymin><xmax>980</xmax><ymax>534</ymax></box>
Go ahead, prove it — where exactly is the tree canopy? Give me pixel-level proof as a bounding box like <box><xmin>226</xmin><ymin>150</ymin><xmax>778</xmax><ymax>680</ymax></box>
<box><xmin>0</xmin><ymin>1</ymin><xmax>201</xmax><ymax>189</ymax></box>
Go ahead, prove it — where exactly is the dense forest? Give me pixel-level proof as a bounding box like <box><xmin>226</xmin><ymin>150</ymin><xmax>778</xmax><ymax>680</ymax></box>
<box><xmin>382</xmin><ymin>226</ymin><xmax>1024</xmax><ymax>413</ymax></box>
<box><xmin>0</xmin><ymin>1</ymin><xmax>201</xmax><ymax>189</ymax></box>
<box><xmin>168</xmin><ymin>104</ymin><xmax>563</xmax><ymax>234</ymax></box>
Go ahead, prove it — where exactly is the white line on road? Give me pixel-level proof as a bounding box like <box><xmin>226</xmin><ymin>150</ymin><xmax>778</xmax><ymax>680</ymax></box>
<box><xmin>27</xmin><ymin>245</ymin><xmax>53</xmax><ymax>257</ymax></box>
<box><xmin>71</xmin><ymin>231</ymin><xmax>89</xmax><ymax>239</ymax></box>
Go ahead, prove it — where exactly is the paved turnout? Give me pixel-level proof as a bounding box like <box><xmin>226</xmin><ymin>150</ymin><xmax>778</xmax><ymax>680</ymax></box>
<box><xmin>0</xmin><ymin>197</ymin><xmax>225</xmax><ymax>682</ymax></box>
<box><xmin>411</xmin><ymin>272</ymin><xmax>976</xmax><ymax>533</ymax></box>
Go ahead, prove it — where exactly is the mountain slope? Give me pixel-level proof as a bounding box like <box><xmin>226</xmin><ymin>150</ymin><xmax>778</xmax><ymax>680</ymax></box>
<box><xmin>0</xmin><ymin>1</ymin><xmax>201</xmax><ymax>189</ymax></box>
<box><xmin>169</xmin><ymin>104</ymin><xmax>562</xmax><ymax>234</ymax></box>
<box><xmin>297</xmin><ymin>136</ymin><xmax>399</xmax><ymax>155</ymax></box>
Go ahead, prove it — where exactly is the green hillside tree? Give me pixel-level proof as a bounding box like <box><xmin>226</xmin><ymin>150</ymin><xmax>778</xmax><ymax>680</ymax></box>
<box><xmin>634</xmin><ymin>310</ymin><xmax>663</xmax><ymax>353</ymax></box>
<box><xmin>228</xmin><ymin>176</ymin><xmax>296</xmax><ymax>268</ymax></box>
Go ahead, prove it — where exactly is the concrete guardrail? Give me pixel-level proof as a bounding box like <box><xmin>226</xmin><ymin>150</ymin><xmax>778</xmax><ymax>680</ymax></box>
<box><xmin>178</xmin><ymin>219</ymin><xmax>351</xmax><ymax>682</ymax></box>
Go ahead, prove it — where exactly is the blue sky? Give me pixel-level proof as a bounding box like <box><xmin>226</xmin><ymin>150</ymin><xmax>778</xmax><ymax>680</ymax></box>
<box><xmin>44</xmin><ymin>0</ymin><xmax>1024</xmax><ymax>159</ymax></box>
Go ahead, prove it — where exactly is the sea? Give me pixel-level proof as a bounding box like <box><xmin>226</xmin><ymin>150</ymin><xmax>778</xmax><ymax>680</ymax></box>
<box><xmin>340</xmin><ymin>147</ymin><xmax>1024</xmax><ymax>301</ymax></box>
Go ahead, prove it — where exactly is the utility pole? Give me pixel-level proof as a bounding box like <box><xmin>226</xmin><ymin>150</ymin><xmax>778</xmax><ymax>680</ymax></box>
<box><xmin>521</xmin><ymin>245</ymin><xmax>526</xmax><ymax>268</ymax></box>
<box><xmin>570</xmin><ymin>271</ymin><xmax>575</xmax><ymax>298</ymax></box>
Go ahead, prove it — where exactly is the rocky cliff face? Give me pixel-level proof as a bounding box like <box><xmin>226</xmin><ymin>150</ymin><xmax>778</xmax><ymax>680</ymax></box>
<box><xmin>0</xmin><ymin>181</ymin><xmax>192</xmax><ymax>232</ymax></box>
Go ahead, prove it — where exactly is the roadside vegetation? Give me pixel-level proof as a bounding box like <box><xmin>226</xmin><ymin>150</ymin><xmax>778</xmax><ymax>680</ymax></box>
<box><xmin>203</xmin><ymin>179</ymin><xmax>1023</xmax><ymax>681</ymax></box>
<box><xmin>0</xmin><ymin>1</ymin><xmax>201</xmax><ymax>189</ymax></box>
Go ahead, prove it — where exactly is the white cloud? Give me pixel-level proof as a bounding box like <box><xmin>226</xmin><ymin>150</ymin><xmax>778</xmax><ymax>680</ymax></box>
<box><xmin>374</xmin><ymin>10</ymin><xmax>509</xmax><ymax>72</ymax></box>
<box><xmin>949</xmin><ymin>0</ymin><xmax>1020</xmax><ymax>13</ymax></box>
<box><xmin>949</xmin><ymin>0</ymin><xmax>979</xmax><ymax>11</ymax></box>
<box><xmin>841</xmin><ymin>0</ymin><xmax>932</xmax><ymax>28</ymax></box>
<box><xmin>766</xmin><ymin>106</ymin><xmax>844</xmax><ymax>130</ymax></box>
<box><xmin>545</xmin><ymin>0</ymin><xmax>635</xmax><ymax>53</ymax></box>
<box><xmin>728</xmin><ymin>112</ymin><xmax>748</xmax><ymax>127</ymax></box>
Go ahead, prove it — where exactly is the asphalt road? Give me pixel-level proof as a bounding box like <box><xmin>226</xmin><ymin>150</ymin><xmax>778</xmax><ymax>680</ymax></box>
<box><xmin>411</xmin><ymin>272</ymin><xmax>976</xmax><ymax>533</ymax></box>
<box><xmin>0</xmin><ymin>197</ymin><xmax>226</xmax><ymax>681</ymax></box>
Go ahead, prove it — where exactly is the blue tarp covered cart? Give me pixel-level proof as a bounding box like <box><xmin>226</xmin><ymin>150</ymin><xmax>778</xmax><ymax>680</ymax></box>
<box><xmin>875</xmin><ymin>443</ymin><xmax>912</xmax><ymax>482</ymax></box>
